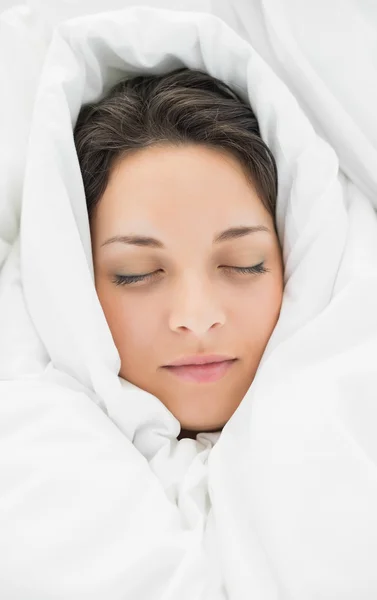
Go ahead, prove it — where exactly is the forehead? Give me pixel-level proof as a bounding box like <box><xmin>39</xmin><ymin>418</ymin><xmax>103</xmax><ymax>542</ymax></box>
<box><xmin>92</xmin><ymin>144</ymin><xmax>271</xmax><ymax>233</ymax></box>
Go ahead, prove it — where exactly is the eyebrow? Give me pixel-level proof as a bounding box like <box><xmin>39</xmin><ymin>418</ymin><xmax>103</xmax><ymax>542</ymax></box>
<box><xmin>101</xmin><ymin>225</ymin><xmax>271</xmax><ymax>249</ymax></box>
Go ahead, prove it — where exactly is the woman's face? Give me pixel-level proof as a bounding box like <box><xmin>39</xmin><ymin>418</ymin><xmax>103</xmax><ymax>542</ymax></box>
<box><xmin>91</xmin><ymin>144</ymin><xmax>284</xmax><ymax>434</ymax></box>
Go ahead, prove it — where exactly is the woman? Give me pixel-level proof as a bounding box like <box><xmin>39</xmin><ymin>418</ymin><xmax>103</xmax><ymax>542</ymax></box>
<box><xmin>74</xmin><ymin>67</ymin><xmax>284</xmax><ymax>440</ymax></box>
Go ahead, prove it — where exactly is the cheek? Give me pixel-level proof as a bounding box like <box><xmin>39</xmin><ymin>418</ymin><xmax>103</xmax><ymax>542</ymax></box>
<box><xmin>96</xmin><ymin>283</ymin><xmax>158</xmax><ymax>357</ymax></box>
<box><xmin>262</xmin><ymin>275</ymin><xmax>284</xmax><ymax>320</ymax></box>
<box><xmin>234</xmin><ymin>276</ymin><xmax>283</xmax><ymax>343</ymax></box>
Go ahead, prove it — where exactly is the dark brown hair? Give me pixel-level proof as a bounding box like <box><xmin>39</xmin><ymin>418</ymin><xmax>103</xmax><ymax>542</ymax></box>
<box><xmin>73</xmin><ymin>67</ymin><xmax>278</xmax><ymax>223</ymax></box>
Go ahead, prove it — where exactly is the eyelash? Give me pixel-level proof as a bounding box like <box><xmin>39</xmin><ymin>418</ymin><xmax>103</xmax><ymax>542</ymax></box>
<box><xmin>112</xmin><ymin>262</ymin><xmax>269</xmax><ymax>286</ymax></box>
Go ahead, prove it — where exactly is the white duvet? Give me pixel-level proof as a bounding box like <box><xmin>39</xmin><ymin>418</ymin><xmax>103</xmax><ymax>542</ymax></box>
<box><xmin>1</xmin><ymin>3</ymin><xmax>377</xmax><ymax>599</ymax></box>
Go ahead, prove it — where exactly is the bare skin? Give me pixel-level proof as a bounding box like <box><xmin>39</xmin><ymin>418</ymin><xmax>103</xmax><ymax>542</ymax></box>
<box><xmin>91</xmin><ymin>144</ymin><xmax>284</xmax><ymax>438</ymax></box>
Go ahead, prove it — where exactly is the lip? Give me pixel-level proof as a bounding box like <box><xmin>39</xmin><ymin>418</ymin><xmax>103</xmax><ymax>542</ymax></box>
<box><xmin>163</xmin><ymin>359</ymin><xmax>237</xmax><ymax>383</ymax></box>
<box><xmin>165</xmin><ymin>354</ymin><xmax>236</xmax><ymax>367</ymax></box>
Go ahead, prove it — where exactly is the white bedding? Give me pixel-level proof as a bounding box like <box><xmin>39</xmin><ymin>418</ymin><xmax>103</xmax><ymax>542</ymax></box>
<box><xmin>1</xmin><ymin>3</ymin><xmax>377</xmax><ymax>599</ymax></box>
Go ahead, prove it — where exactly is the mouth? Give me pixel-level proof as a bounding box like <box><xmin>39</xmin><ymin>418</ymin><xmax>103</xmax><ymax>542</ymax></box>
<box><xmin>162</xmin><ymin>359</ymin><xmax>237</xmax><ymax>383</ymax></box>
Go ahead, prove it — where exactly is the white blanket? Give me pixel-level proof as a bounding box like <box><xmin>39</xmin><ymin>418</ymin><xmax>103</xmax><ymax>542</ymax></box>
<box><xmin>1</xmin><ymin>4</ymin><xmax>377</xmax><ymax>599</ymax></box>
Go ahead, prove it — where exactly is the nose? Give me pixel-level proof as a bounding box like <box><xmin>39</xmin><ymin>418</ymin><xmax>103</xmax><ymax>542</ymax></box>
<box><xmin>168</xmin><ymin>275</ymin><xmax>225</xmax><ymax>336</ymax></box>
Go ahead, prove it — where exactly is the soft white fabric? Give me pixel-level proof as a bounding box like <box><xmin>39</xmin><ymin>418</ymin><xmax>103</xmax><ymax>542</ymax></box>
<box><xmin>0</xmin><ymin>5</ymin><xmax>51</xmax><ymax>377</ymax></box>
<box><xmin>225</xmin><ymin>0</ymin><xmax>377</xmax><ymax>207</ymax></box>
<box><xmin>1</xmin><ymin>5</ymin><xmax>377</xmax><ymax>599</ymax></box>
<box><xmin>0</xmin><ymin>5</ymin><xmax>48</xmax><ymax>269</ymax></box>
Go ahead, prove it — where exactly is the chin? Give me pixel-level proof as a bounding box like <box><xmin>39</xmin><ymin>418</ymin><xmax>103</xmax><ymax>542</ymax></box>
<box><xmin>178</xmin><ymin>417</ymin><xmax>225</xmax><ymax>433</ymax></box>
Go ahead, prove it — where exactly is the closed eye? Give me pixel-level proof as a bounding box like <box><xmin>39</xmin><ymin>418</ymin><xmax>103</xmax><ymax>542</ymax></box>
<box><xmin>112</xmin><ymin>262</ymin><xmax>269</xmax><ymax>286</ymax></box>
<box><xmin>222</xmin><ymin>262</ymin><xmax>269</xmax><ymax>276</ymax></box>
